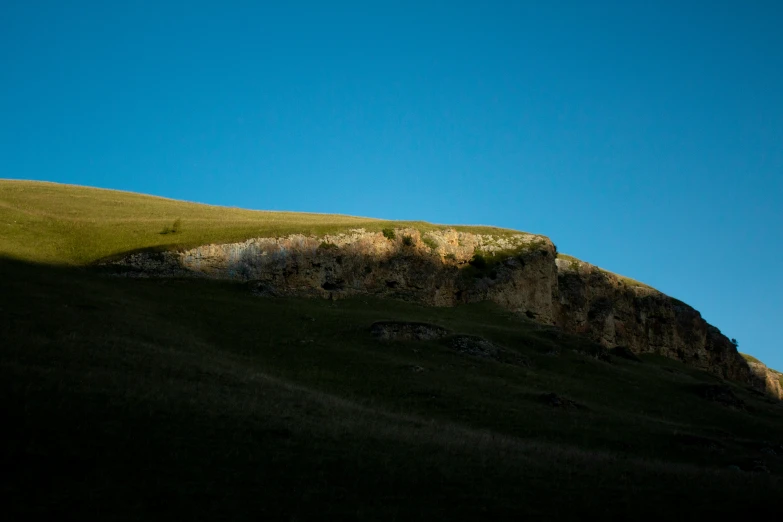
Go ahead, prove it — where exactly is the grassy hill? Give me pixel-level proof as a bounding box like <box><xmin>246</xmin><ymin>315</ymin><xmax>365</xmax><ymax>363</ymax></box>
<box><xmin>2</xmin><ymin>180</ymin><xmax>783</xmax><ymax>518</ymax></box>
<box><xmin>0</xmin><ymin>180</ymin><xmax>517</xmax><ymax>265</ymax></box>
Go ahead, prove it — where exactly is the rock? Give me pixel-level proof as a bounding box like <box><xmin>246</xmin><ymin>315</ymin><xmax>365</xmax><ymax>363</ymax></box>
<box><xmin>106</xmin><ymin>228</ymin><xmax>766</xmax><ymax>394</ymax></box>
<box><xmin>746</xmin><ymin>361</ymin><xmax>783</xmax><ymax>400</ymax></box>
<box><xmin>448</xmin><ymin>335</ymin><xmax>502</xmax><ymax>358</ymax></box>
<box><xmin>371</xmin><ymin>321</ymin><xmax>450</xmax><ymax>341</ymax></box>
<box><xmin>107</xmin><ymin>228</ymin><xmax>559</xmax><ymax>318</ymax></box>
<box><xmin>555</xmin><ymin>259</ymin><xmax>751</xmax><ymax>385</ymax></box>
<box><xmin>447</xmin><ymin>335</ymin><xmax>529</xmax><ymax>367</ymax></box>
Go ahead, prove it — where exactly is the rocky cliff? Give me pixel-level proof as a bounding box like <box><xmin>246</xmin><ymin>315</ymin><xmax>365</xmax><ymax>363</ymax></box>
<box><xmin>746</xmin><ymin>361</ymin><xmax>783</xmax><ymax>400</ymax></box>
<box><xmin>113</xmin><ymin>228</ymin><xmax>559</xmax><ymax>320</ymax></box>
<box><xmin>554</xmin><ymin>257</ymin><xmax>751</xmax><ymax>383</ymax></box>
<box><xmin>109</xmin><ymin>227</ymin><xmax>770</xmax><ymax>395</ymax></box>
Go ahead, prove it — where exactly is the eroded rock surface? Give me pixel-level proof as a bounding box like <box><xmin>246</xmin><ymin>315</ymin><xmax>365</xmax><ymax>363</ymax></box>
<box><xmin>555</xmin><ymin>258</ymin><xmax>750</xmax><ymax>382</ymax></box>
<box><xmin>746</xmin><ymin>361</ymin><xmax>783</xmax><ymax>400</ymax></box>
<box><xmin>447</xmin><ymin>335</ymin><xmax>529</xmax><ymax>366</ymax></box>
<box><xmin>371</xmin><ymin>321</ymin><xmax>450</xmax><ymax>341</ymax></box>
<box><xmin>107</xmin><ymin>227</ymin><xmax>773</xmax><ymax>396</ymax></box>
<box><xmin>110</xmin><ymin>228</ymin><xmax>558</xmax><ymax>321</ymax></box>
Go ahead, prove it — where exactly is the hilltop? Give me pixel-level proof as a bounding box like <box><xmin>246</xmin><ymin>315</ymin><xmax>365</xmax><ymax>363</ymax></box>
<box><xmin>0</xmin><ymin>179</ymin><xmax>517</xmax><ymax>265</ymax></box>
<box><xmin>2</xmin><ymin>180</ymin><xmax>779</xmax><ymax>392</ymax></box>
<box><xmin>2</xmin><ymin>180</ymin><xmax>783</xmax><ymax>519</ymax></box>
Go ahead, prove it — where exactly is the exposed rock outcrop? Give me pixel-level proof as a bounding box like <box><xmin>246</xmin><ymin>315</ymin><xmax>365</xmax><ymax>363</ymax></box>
<box><xmin>746</xmin><ymin>361</ymin><xmax>783</xmax><ymax>400</ymax></box>
<box><xmin>554</xmin><ymin>257</ymin><xmax>750</xmax><ymax>382</ymax></box>
<box><xmin>107</xmin><ymin>227</ymin><xmax>772</xmax><ymax>396</ymax></box>
<box><xmin>371</xmin><ymin>321</ymin><xmax>450</xmax><ymax>341</ymax></box>
<box><xmin>111</xmin><ymin>228</ymin><xmax>559</xmax><ymax>321</ymax></box>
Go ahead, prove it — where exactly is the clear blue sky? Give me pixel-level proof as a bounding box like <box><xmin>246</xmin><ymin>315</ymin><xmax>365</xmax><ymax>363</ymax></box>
<box><xmin>2</xmin><ymin>1</ymin><xmax>781</xmax><ymax>367</ymax></box>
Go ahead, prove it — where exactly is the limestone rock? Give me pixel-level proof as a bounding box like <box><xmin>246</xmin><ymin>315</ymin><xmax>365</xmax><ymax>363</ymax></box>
<box><xmin>554</xmin><ymin>258</ymin><xmax>750</xmax><ymax>383</ymax></box>
<box><xmin>110</xmin><ymin>228</ymin><xmax>558</xmax><ymax>321</ymax></box>
<box><xmin>371</xmin><ymin>321</ymin><xmax>450</xmax><ymax>341</ymax></box>
<box><xmin>747</xmin><ymin>362</ymin><xmax>783</xmax><ymax>400</ymax></box>
<box><xmin>106</xmin><ymin>227</ymin><xmax>774</xmax><ymax>397</ymax></box>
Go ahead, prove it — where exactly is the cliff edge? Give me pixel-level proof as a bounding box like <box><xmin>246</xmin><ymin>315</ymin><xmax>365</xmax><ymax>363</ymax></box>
<box><xmin>109</xmin><ymin>227</ymin><xmax>773</xmax><ymax>397</ymax></box>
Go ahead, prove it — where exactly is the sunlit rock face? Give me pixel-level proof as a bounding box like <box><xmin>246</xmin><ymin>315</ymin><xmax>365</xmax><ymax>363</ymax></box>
<box><xmin>110</xmin><ymin>227</ymin><xmax>767</xmax><ymax>395</ymax></box>
<box><xmin>746</xmin><ymin>361</ymin><xmax>783</xmax><ymax>400</ymax></box>
<box><xmin>111</xmin><ymin>228</ymin><xmax>559</xmax><ymax>321</ymax></box>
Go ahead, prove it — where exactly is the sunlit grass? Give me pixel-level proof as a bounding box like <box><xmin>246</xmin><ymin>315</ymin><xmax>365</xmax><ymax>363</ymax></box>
<box><xmin>557</xmin><ymin>252</ymin><xmax>652</xmax><ymax>289</ymax></box>
<box><xmin>0</xmin><ymin>180</ymin><xmax>520</xmax><ymax>265</ymax></box>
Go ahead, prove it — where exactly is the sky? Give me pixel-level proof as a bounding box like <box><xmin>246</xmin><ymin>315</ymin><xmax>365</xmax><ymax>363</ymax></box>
<box><xmin>1</xmin><ymin>1</ymin><xmax>782</xmax><ymax>368</ymax></box>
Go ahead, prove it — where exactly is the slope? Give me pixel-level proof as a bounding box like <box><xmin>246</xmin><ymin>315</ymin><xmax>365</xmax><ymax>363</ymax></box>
<box><xmin>0</xmin><ymin>179</ymin><xmax>516</xmax><ymax>265</ymax></box>
<box><xmin>2</xmin><ymin>257</ymin><xmax>783</xmax><ymax>519</ymax></box>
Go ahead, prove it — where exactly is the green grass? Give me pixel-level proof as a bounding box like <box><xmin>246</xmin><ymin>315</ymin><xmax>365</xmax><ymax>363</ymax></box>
<box><xmin>2</xmin><ymin>257</ymin><xmax>783</xmax><ymax>519</ymax></box>
<box><xmin>741</xmin><ymin>353</ymin><xmax>762</xmax><ymax>364</ymax></box>
<box><xmin>3</xmin><ymin>180</ymin><xmax>780</xmax><ymax>518</ymax></box>
<box><xmin>556</xmin><ymin>253</ymin><xmax>580</xmax><ymax>263</ymax></box>
<box><xmin>382</xmin><ymin>227</ymin><xmax>396</xmax><ymax>240</ymax></box>
<box><xmin>422</xmin><ymin>235</ymin><xmax>438</xmax><ymax>251</ymax></box>
<box><xmin>557</xmin><ymin>252</ymin><xmax>653</xmax><ymax>289</ymax></box>
<box><xmin>0</xmin><ymin>180</ymin><xmax>520</xmax><ymax>265</ymax></box>
<box><xmin>459</xmin><ymin>241</ymin><xmax>553</xmax><ymax>278</ymax></box>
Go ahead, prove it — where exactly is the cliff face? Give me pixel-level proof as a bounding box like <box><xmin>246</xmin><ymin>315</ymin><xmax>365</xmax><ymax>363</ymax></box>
<box><xmin>114</xmin><ymin>228</ymin><xmax>559</xmax><ymax>322</ymax></box>
<box><xmin>747</xmin><ymin>362</ymin><xmax>783</xmax><ymax>400</ymax></box>
<box><xmin>554</xmin><ymin>258</ymin><xmax>750</xmax><ymax>382</ymax></box>
<box><xmin>110</xmin><ymin>228</ymin><xmax>766</xmax><ymax>393</ymax></box>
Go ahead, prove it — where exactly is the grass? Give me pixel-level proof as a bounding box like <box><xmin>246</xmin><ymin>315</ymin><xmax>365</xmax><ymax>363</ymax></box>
<box><xmin>741</xmin><ymin>353</ymin><xmax>762</xmax><ymax>364</ymax></box>
<box><xmin>740</xmin><ymin>353</ymin><xmax>781</xmax><ymax>376</ymax></box>
<box><xmin>3</xmin><ymin>180</ymin><xmax>781</xmax><ymax>518</ymax></box>
<box><xmin>557</xmin><ymin>252</ymin><xmax>653</xmax><ymax>289</ymax></box>
<box><xmin>2</xmin><ymin>256</ymin><xmax>783</xmax><ymax>519</ymax></box>
<box><xmin>556</xmin><ymin>253</ymin><xmax>580</xmax><ymax>263</ymax></box>
<box><xmin>382</xmin><ymin>227</ymin><xmax>396</xmax><ymax>240</ymax></box>
<box><xmin>422</xmin><ymin>235</ymin><xmax>438</xmax><ymax>251</ymax></box>
<box><xmin>460</xmin><ymin>241</ymin><xmax>552</xmax><ymax>279</ymax></box>
<box><xmin>0</xmin><ymin>180</ymin><xmax>520</xmax><ymax>265</ymax></box>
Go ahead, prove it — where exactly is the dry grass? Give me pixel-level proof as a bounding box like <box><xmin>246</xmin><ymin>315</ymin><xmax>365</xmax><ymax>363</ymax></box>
<box><xmin>557</xmin><ymin>252</ymin><xmax>653</xmax><ymax>289</ymax></box>
<box><xmin>0</xmin><ymin>180</ymin><xmax>519</xmax><ymax>265</ymax></box>
<box><xmin>741</xmin><ymin>353</ymin><xmax>762</xmax><ymax>364</ymax></box>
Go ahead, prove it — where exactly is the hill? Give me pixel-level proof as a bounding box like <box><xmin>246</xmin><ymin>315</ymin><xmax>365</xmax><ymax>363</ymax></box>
<box><xmin>0</xmin><ymin>179</ymin><xmax>515</xmax><ymax>265</ymax></box>
<box><xmin>2</xmin><ymin>180</ymin><xmax>783</xmax><ymax>518</ymax></box>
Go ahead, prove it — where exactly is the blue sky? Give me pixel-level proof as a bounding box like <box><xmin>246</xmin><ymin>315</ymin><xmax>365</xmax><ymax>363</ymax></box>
<box><xmin>2</xmin><ymin>1</ymin><xmax>782</xmax><ymax>368</ymax></box>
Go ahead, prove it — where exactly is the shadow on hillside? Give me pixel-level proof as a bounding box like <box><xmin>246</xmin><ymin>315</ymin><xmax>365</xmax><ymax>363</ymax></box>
<box><xmin>0</xmin><ymin>254</ymin><xmax>765</xmax><ymax>392</ymax></box>
<box><xmin>2</xmin><ymin>255</ymin><xmax>783</xmax><ymax>519</ymax></box>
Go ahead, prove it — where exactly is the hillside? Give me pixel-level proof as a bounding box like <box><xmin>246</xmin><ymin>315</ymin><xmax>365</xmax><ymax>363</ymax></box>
<box><xmin>2</xmin><ymin>180</ymin><xmax>779</xmax><ymax>390</ymax></box>
<box><xmin>2</xmin><ymin>180</ymin><xmax>783</xmax><ymax>518</ymax></box>
<box><xmin>0</xmin><ymin>180</ymin><xmax>516</xmax><ymax>265</ymax></box>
